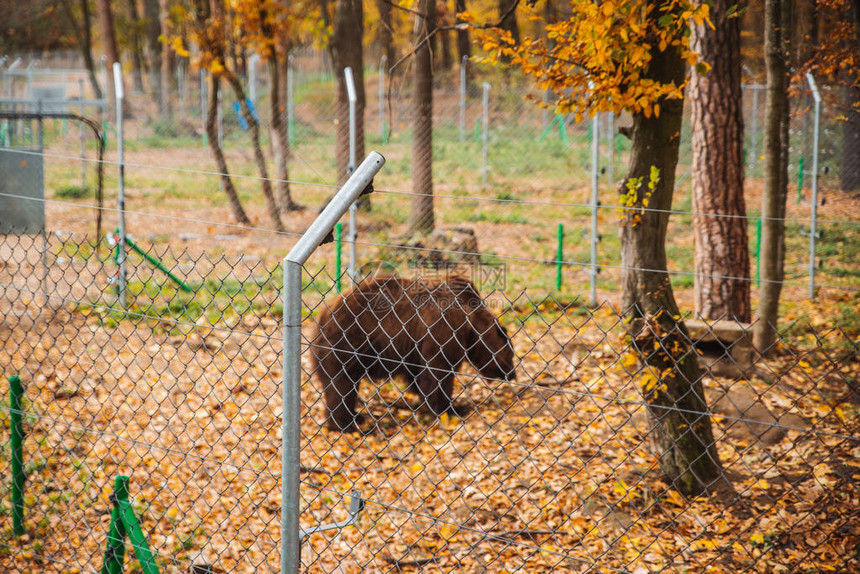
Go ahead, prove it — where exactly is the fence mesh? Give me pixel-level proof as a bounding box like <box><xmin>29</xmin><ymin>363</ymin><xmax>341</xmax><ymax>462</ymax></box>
<box><xmin>1</xmin><ymin>49</ymin><xmax>859</xmax><ymax>574</ymax></box>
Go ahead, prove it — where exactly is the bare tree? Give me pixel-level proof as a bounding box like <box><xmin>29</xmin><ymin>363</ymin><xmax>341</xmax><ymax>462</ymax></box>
<box><xmin>754</xmin><ymin>0</ymin><xmax>793</xmax><ymax>354</ymax></box>
<box><xmin>59</xmin><ymin>0</ymin><xmax>103</xmax><ymax>98</ymax></box>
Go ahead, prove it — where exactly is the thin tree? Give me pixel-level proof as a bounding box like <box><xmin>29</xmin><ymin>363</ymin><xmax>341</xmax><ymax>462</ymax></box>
<box><xmin>96</xmin><ymin>0</ymin><xmax>127</xmax><ymax>113</ymax></box>
<box><xmin>206</xmin><ymin>76</ymin><xmax>252</xmax><ymax>225</ymax></box>
<box><xmin>409</xmin><ymin>0</ymin><xmax>435</xmax><ymax>235</ymax></box>
<box><xmin>59</xmin><ymin>0</ymin><xmax>103</xmax><ymax>98</ymax></box>
<box><xmin>455</xmin><ymin>0</ymin><xmax>471</xmax><ymax>62</ymax></box>
<box><xmin>690</xmin><ymin>0</ymin><xmax>751</xmax><ymax>323</ymax></box>
<box><xmin>144</xmin><ymin>0</ymin><xmax>163</xmax><ymax>112</ymax></box>
<box><xmin>754</xmin><ymin>0</ymin><xmax>793</xmax><ymax>354</ymax></box>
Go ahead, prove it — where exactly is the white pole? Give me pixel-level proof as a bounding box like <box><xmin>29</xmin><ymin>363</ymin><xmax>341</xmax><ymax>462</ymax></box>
<box><xmin>249</xmin><ymin>53</ymin><xmax>259</xmax><ymax>108</ymax></box>
<box><xmin>607</xmin><ymin>110</ymin><xmax>615</xmax><ymax>192</ymax></box>
<box><xmin>200</xmin><ymin>69</ymin><xmax>206</xmax><ymax>138</ymax></box>
<box><xmin>482</xmin><ymin>82</ymin><xmax>490</xmax><ymax>188</ymax></box>
<box><xmin>287</xmin><ymin>54</ymin><xmax>294</xmax><ymax>145</ymax></box>
<box><xmin>178</xmin><ymin>59</ymin><xmax>185</xmax><ymax>123</ymax></box>
<box><xmin>113</xmin><ymin>62</ymin><xmax>127</xmax><ymax>309</ymax></box>
<box><xmin>217</xmin><ymin>83</ymin><xmax>223</xmax><ymax>191</ymax></box>
<box><xmin>590</xmin><ymin>112</ymin><xmax>599</xmax><ymax>307</ymax></box>
<box><xmin>79</xmin><ymin>79</ymin><xmax>86</xmax><ymax>189</ymax></box>
<box><xmin>379</xmin><ymin>55</ymin><xmax>386</xmax><ymax>140</ymax></box>
<box><xmin>344</xmin><ymin>66</ymin><xmax>358</xmax><ymax>282</ymax></box>
<box><xmin>807</xmin><ymin>73</ymin><xmax>821</xmax><ymax>298</ymax></box>
<box><xmin>460</xmin><ymin>56</ymin><xmax>467</xmax><ymax>142</ymax></box>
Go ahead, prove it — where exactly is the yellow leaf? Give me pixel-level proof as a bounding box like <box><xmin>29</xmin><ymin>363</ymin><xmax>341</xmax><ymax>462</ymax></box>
<box><xmin>750</xmin><ymin>533</ymin><xmax>764</xmax><ymax>545</ymax></box>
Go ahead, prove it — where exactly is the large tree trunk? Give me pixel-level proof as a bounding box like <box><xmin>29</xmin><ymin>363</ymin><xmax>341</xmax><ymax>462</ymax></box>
<box><xmin>842</xmin><ymin>0</ymin><xmax>860</xmax><ymax>191</ymax></box>
<box><xmin>144</xmin><ymin>0</ymin><xmax>163</xmax><ymax>111</ymax></box>
<box><xmin>224</xmin><ymin>74</ymin><xmax>286</xmax><ymax>232</ymax></box>
<box><xmin>409</xmin><ymin>0</ymin><xmax>435</xmax><ymax>235</ymax></box>
<box><xmin>620</xmin><ymin>0</ymin><xmax>721</xmax><ymax>496</ymax></box>
<box><xmin>270</xmin><ymin>56</ymin><xmax>301</xmax><ymax>213</ymax></box>
<box><xmin>96</xmin><ymin>0</ymin><xmax>125</xmax><ymax>114</ymax></box>
<box><xmin>206</xmin><ymin>76</ymin><xmax>251</xmax><ymax>226</ymax></box>
<box><xmin>690</xmin><ymin>0</ymin><xmax>750</xmax><ymax>322</ymax></box>
<box><xmin>330</xmin><ymin>0</ymin><xmax>366</xmax><ymax>185</ymax></box>
<box><xmin>754</xmin><ymin>0</ymin><xmax>793</xmax><ymax>354</ymax></box>
<box><xmin>455</xmin><ymin>0</ymin><xmax>471</xmax><ymax>62</ymax></box>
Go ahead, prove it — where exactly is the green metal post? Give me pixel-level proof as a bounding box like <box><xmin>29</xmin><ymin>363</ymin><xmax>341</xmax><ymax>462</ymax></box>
<box><xmin>755</xmin><ymin>218</ymin><xmax>762</xmax><ymax>288</ymax></box>
<box><xmin>335</xmin><ymin>222</ymin><xmax>343</xmax><ymax>293</ymax></box>
<box><xmin>101</xmin><ymin>476</ymin><xmax>129</xmax><ymax>574</ymax></box>
<box><xmin>10</xmin><ymin>375</ymin><xmax>24</xmax><ymax>537</ymax></box>
<box><xmin>121</xmin><ymin>230</ymin><xmax>193</xmax><ymax>292</ymax></box>
<box><xmin>556</xmin><ymin>224</ymin><xmax>564</xmax><ymax>290</ymax></box>
<box><xmin>118</xmin><ymin>491</ymin><xmax>160</xmax><ymax>574</ymax></box>
<box><xmin>797</xmin><ymin>156</ymin><xmax>804</xmax><ymax>204</ymax></box>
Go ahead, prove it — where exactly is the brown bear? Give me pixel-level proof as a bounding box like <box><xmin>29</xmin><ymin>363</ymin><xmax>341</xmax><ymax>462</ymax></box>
<box><xmin>310</xmin><ymin>275</ymin><xmax>516</xmax><ymax>432</ymax></box>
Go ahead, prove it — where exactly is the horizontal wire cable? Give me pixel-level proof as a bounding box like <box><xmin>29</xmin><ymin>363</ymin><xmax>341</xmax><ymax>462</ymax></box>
<box><xmin>1</xmin><ymin>279</ymin><xmax>855</xmax><ymax>443</ymax></box>
<box><xmin>1</xmin><ymin>191</ymin><xmax>857</xmax><ymax>292</ymax></box>
<box><xmin>0</xmin><ymin>146</ymin><xmax>857</xmax><ymax>227</ymax></box>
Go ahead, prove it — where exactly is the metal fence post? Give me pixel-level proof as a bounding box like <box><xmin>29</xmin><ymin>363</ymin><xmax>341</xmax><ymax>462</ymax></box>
<box><xmin>10</xmin><ymin>375</ymin><xmax>24</xmax><ymax>537</ymax></box>
<box><xmin>288</xmin><ymin>54</ymin><xmax>295</xmax><ymax>146</ymax></box>
<box><xmin>482</xmin><ymin>82</ymin><xmax>490</xmax><ymax>188</ymax></box>
<box><xmin>460</xmin><ymin>57</ymin><xmax>467</xmax><ymax>142</ymax></box>
<box><xmin>379</xmin><ymin>55</ymin><xmax>386</xmax><ymax>141</ymax></box>
<box><xmin>807</xmin><ymin>72</ymin><xmax>821</xmax><ymax>298</ymax></box>
<box><xmin>344</xmin><ymin>67</ymin><xmax>358</xmax><ymax>283</ymax></box>
<box><xmin>113</xmin><ymin>62</ymin><xmax>127</xmax><ymax>309</ymax></box>
<box><xmin>590</xmin><ymin>111</ymin><xmax>600</xmax><ymax>306</ymax></box>
<box><xmin>281</xmin><ymin>151</ymin><xmax>385</xmax><ymax>574</ymax></box>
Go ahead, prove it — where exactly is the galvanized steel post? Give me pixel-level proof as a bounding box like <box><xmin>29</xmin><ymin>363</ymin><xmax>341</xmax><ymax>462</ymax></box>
<box><xmin>281</xmin><ymin>152</ymin><xmax>385</xmax><ymax>574</ymax></box>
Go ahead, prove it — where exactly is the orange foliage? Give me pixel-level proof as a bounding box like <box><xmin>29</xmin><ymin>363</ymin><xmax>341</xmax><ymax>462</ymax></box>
<box><xmin>464</xmin><ymin>0</ymin><xmax>711</xmax><ymax>121</ymax></box>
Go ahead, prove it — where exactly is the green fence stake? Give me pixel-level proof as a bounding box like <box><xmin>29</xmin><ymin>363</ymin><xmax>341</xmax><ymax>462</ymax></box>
<box><xmin>755</xmin><ymin>218</ymin><xmax>762</xmax><ymax>288</ymax></box>
<box><xmin>797</xmin><ymin>156</ymin><xmax>804</xmax><ymax>204</ymax></box>
<box><xmin>118</xmin><ymin>493</ymin><xmax>159</xmax><ymax>574</ymax></box>
<box><xmin>10</xmin><ymin>375</ymin><xmax>24</xmax><ymax>537</ymax></box>
<box><xmin>101</xmin><ymin>476</ymin><xmax>128</xmax><ymax>574</ymax></box>
<box><xmin>101</xmin><ymin>475</ymin><xmax>160</xmax><ymax>574</ymax></box>
<box><xmin>556</xmin><ymin>223</ymin><xmax>564</xmax><ymax>290</ymax></box>
<box><xmin>335</xmin><ymin>222</ymin><xmax>343</xmax><ymax>293</ymax></box>
<box><xmin>119</xmin><ymin>229</ymin><xmax>193</xmax><ymax>292</ymax></box>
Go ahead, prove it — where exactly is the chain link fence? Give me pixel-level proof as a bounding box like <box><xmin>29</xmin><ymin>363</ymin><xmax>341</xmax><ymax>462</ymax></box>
<box><xmin>1</xmin><ymin>49</ymin><xmax>858</xmax><ymax>573</ymax></box>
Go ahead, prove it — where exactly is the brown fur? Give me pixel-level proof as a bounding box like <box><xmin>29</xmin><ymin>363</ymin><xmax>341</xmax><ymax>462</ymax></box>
<box><xmin>310</xmin><ymin>275</ymin><xmax>516</xmax><ymax>432</ymax></box>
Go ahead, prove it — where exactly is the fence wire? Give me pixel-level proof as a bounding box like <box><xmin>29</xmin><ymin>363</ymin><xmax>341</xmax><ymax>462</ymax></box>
<box><xmin>0</xmin><ymin>224</ymin><xmax>857</xmax><ymax>573</ymax></box>
<box><xmin>1</xmin><ymin>50</ymin><xmax>859</xmax><ymax>574</ymax></box>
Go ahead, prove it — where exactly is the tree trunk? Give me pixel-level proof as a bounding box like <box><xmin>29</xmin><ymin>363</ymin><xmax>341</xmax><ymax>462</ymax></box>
<box><xmin>270</xmin><ymin>56</ymin><xmax>301</xmax><ymax>213</ymax></box>
<box><xmin>206</xmin><ymin>76</ymin><xmax>251</xmax><ymax>226</ymax></box>
<box><xmin>159</xmin><ymin>0</ymin><xmax>173</xmax><ymax>117</ymax></box>
<box><xmin>620</xmin><ymin>0</ymin><xmax>721</xmax><ymax>496</ymax></box>
<box><xmin>144</xmin><ymin>0</ymin><xmax>162</xmax><ymax>111</ymax></box>
<box><xmin>60</xmin><ymin>0</ymin><xmax>103</xmax><ymax>99</ymax></box>
<box><xmin>455</xmin><ymin>0</ymin><xmax>471</xmax><ymax>62</ymax></box>
<box><xmin>440</xmin><ymin>26</ymin><xmax>453</xmax><ymax>71</ymax></box>
<box><xmin>330</xmin><ymin>0</ymin><xmax>366</xmax><ymax>186</ymax></box>
<box><xmin>225</xmin><ymin>74</ymin><xmax>286</xmax><ymax>232</ymax></box>
<box><xmin>842</xmin><ymin>1</ymin><xmax>860</xmax><ymax>191</ymax></box>
<box><xmin>96</xmin><ymin>0</ymin><xmax>125</xmax><ymax>114</ymax></box>
<box><xmin>409</xmin><ymin>0</ymin><xmax>435</xmax><ymax>236</ymax></box>
<box><xmin>127</xmin><ymin>0</ymin><xmax>146</xmax><ymax>94</ymax></box>
<box><xmin>842</xmin><ymin>83</ymin><xmax>860</xmax><ymax>191</ymax></box>
<box><xmin>498</xmin><ymin>0</ymin><xmax>520</xmax><ymax>45</ymax></box>
<box><xmin>754</xmin><ymin>0</ymin><xmax>793</xmax><ymax>354</ymax></box>
<box><xmin>376</xmin><ymin>0</ymin><xmax>395</xmax><ymax>66</ymax></box>
<box><xmin>690</xmin><ymin>0</ymin><xmax>750</xmax><ymax>322</ymax></box>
